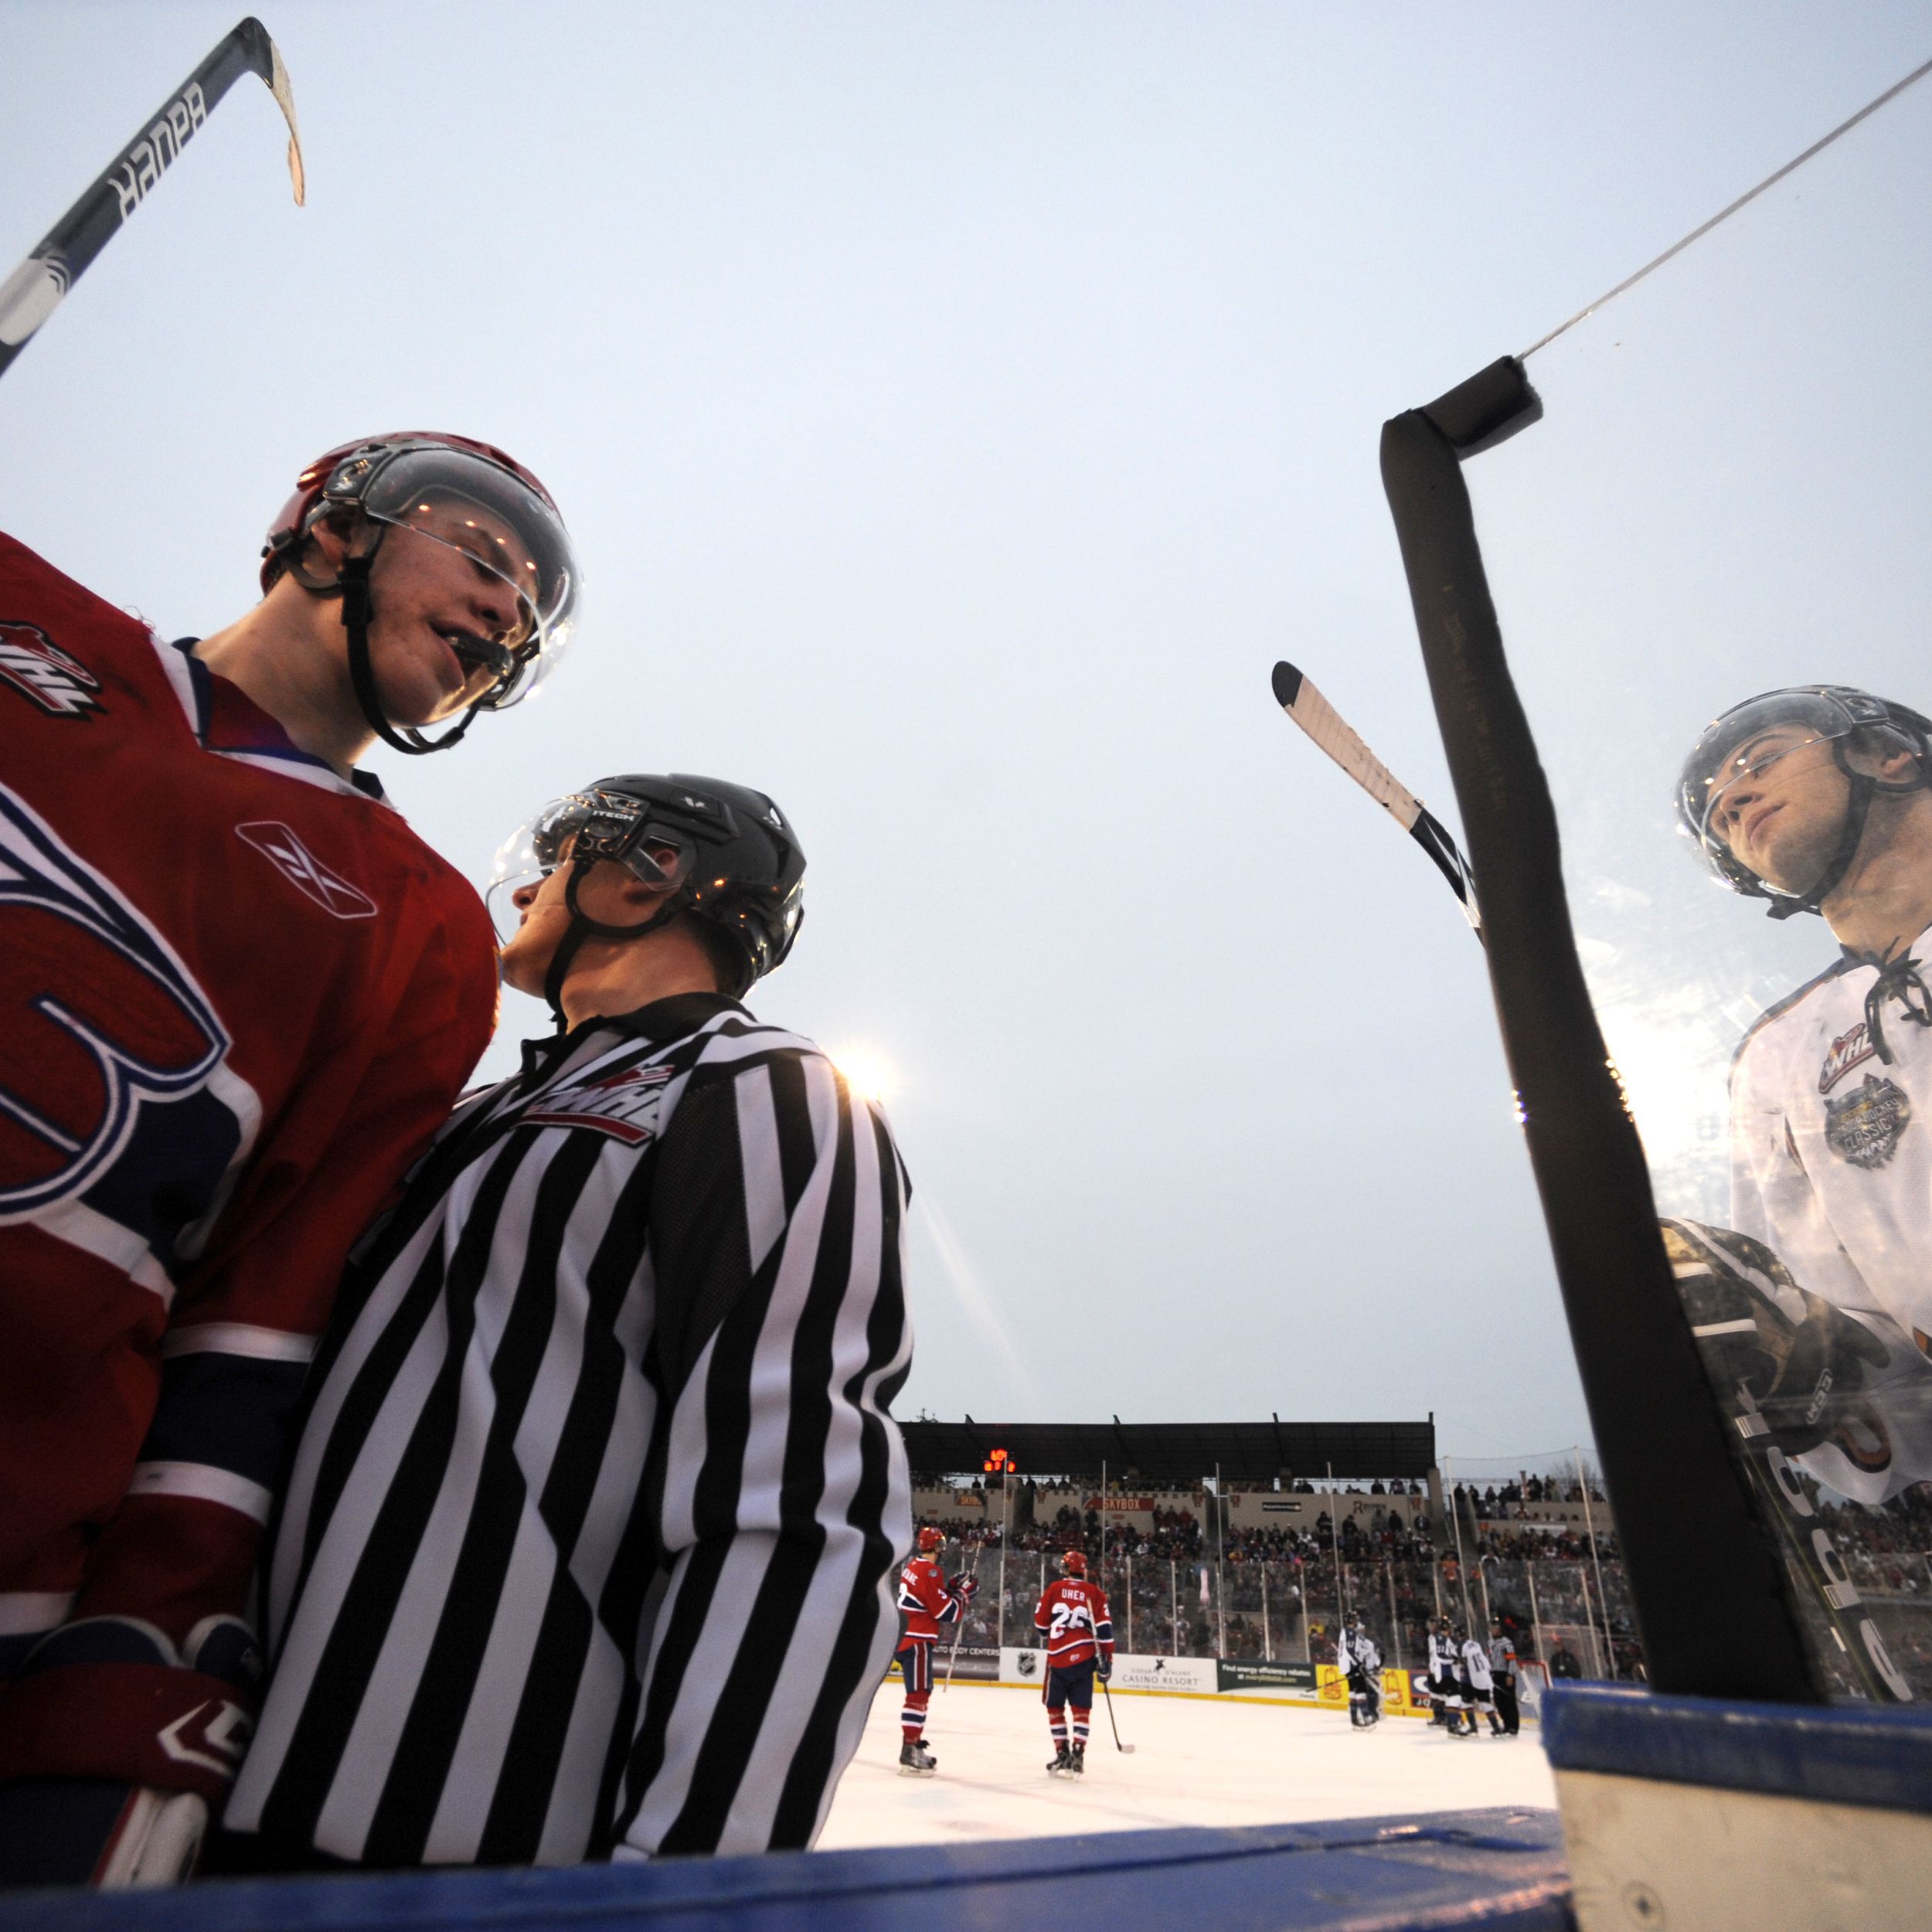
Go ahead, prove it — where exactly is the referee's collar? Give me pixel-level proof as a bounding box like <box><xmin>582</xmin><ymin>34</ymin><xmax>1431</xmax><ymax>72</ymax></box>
<box><xmin>602</xmin><ymin>992</ymin><xmax>751</xmax><ymax>1040</ymax></box>
<box><xmin>515</xmin><ymin>993</ymin><xmax>749</xmax><ymax>1093</ymax></box>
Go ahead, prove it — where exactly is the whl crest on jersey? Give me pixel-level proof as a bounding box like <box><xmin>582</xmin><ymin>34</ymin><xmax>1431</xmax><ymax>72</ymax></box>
<box><xmin>0</xmin><ymin>621</ymin><xmax>101</xmax><ymax>718</ymax></box>
<box><xmin>525</xmin><ymin>1063</ymin><xmax>675</xmax><ymax>1146</ymax></box>
<box><xmin>0</xmin><ymin>784</ymin><xmax>249</xmax><ymax>1256</ymax></box>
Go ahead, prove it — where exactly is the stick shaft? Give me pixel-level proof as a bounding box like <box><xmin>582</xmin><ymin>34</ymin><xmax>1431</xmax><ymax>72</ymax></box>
<box><xmin>0</xmin><ymin>17</ymin><xmax>303</xmax><ymax>379</ymax></box>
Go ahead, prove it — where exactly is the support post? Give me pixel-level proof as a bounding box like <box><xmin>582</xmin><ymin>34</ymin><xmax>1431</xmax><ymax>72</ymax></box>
<box><xmin>1380</xmin><ymin>358</ymin><xmax>1816</xmax><ymax>1702</ymax></box>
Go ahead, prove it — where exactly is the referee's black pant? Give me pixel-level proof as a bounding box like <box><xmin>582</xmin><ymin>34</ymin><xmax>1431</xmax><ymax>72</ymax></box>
<box><xmin>1493</xmin><ymin>1676</ymin><xmax>1519</xmax><ymax>1736</ymax></box>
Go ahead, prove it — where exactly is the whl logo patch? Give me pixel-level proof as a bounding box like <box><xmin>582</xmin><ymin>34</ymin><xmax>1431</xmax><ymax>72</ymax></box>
<box><xmin>0</xmin><ymin>621</ymin><xmax>100</xmax><ymax>717</ymax></box>
<box><xmin>236</xmin><ymin>823</ymin><xmax>376</xmax><ymax>920</ymax></box>
<box><xmin>526</xmin><ymin>1063</ymin><xmax>675</xmax><ymax>1145</ymax></box>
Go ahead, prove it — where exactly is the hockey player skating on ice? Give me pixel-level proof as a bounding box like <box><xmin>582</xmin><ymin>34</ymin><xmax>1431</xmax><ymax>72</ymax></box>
<box><xmin>223</xmin><ymin>777</ymin><xmax>914</xmax><ymax>1868</ymax></box>
<box><xmin>1461</xmin><ymin>1628</ymin><xmax>1504</xmax><ymax>1736</ymax></box>
<box><xmin>1033</xmin><ymin>1550</ymin><xmax>1114</xmax><ymax>1775</ymax></box>
<box><xmin>1487</xmin><ymin>1619</ymin><xmax>1521</xmax><ymax>1737</ymax></box>
<box><xmin>1425</xmin><ymin>1619</ymin><xmax>1463</xmax><ymax>1731</ymax></box>
<box><xmin>0</xmin><ymin>436</ymin><xmax>577</xmax><ymax>1887</ymax></box>
<box><xmin>894</xmin><ymin>1527</ymin><xmax>978</xmax><ymax>1774</ymax></box>
<box><xmin>1675</xmin><ymin>688</ymin><xmax>1932</xmax><ymax>1505</ymax></box>
<box><xmin>1339</xmin><ymin>1612</ymin><xmax>1382</xmax><ymax>1728</ymax></box>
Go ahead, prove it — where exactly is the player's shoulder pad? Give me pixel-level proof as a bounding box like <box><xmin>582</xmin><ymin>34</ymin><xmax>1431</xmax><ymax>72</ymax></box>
<box><xmin>1730</xmin><ymin>954</ymin><xmax>1859</xmax><ymax>1078</ymax></box>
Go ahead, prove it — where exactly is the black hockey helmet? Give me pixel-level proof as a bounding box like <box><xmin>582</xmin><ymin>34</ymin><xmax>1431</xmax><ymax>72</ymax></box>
<box><xmin>1676</xmin><ymin>685</ymin><xmax>1932</xmax><ymax>919</ymax></box>
<box><xmin>491</xmin><ymin>773</ymin><xmax>804</xmax><ymax>1023</ymax></box>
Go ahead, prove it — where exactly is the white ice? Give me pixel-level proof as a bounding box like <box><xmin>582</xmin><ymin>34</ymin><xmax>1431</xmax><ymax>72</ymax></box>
<box><xmin>818</xmin><ymin>1682</ymin><xmax>1558</xmax><ymax>1849</ymax></box>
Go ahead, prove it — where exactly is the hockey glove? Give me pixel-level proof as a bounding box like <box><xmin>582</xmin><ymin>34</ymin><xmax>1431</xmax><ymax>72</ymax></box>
<box><xmin>948</xmin><ymin>1573</ymin><xmax>981</xmax><ymax>1602</ymax></box>
<box><xmin>0</xmin><ymin>1614</ymin><xmax>260</xmax><ymax>1889</ymax></box>
<box><xmin>1665</xmin><ymin>1219</ymin><xmax>1889</xmax><ymax>1455</ymax></box>
<box><xmin>1097</xmin><ymin>1656</ymin><xmax>1113</xmax><ymax>1682</ymax></box>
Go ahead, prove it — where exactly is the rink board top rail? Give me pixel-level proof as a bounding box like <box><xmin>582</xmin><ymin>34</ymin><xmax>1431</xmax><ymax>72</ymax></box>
<box><xmin>1</xmin><ymin>1808</ymin><xmax>1567</xmax><ymax>1932</ymax></box>
<box><xmin>1543</xmin><ymin>1682</ymin><xmax>1932</xmax><ymax>1812</ymax></box>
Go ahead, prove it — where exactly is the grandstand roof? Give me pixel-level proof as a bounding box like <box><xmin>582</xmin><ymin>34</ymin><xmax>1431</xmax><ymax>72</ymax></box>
<box><xmin>900</xmin><ymin>1418</ymin><xmax>1435</xmax><ymax>1482</ymax></box>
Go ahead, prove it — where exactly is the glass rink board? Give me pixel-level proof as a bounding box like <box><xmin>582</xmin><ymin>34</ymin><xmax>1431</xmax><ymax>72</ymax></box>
<box><xmin>1403</xmin><ymin>75</ymin><xmax>1932</xmax><ymax>1703</ymax></box>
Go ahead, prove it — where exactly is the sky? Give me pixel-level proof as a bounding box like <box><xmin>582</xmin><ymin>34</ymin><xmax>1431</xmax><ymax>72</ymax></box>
<box><xmin>2</xmin><ymin>3</ymin><xmax>1927</xmax><ymax>1465</ymax></box>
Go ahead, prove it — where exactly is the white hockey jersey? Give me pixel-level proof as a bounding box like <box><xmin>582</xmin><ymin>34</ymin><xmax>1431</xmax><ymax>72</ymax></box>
<box><xmin>1730</xmin><ymin>930</ymin><xmax>1932</xmax><ymax>1501</ymax></box>
<box><xmin>1461</xmin><ymin>1637</ymin><xmax>1493</xmax><ymax>1693</ymax></box>
<box><xmin>1342</xmin><ymin>1628</ymin><xmax>1380</xmax><ymax>1675</ymax></box>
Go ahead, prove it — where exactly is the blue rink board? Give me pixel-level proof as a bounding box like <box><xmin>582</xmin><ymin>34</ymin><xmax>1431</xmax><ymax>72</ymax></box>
<box><xmin>1542</xmin><ymin>1680</ymin><xmax>1932</xmax><ymax>1813</ymax></box>
<box><xmin>0</xmin><ymin>1808</ymin><xmax>1570</xmax><ymax>1932</ymax></box>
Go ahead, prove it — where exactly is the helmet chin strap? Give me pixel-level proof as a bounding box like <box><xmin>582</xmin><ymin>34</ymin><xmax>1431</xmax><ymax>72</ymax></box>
<box><xmin>540</xmin><ymin>859</ymin><xmax>685</xmax><ymax>1030</ymax></box>
<box><xmin>336</xmin><ymin>546</ymin><xmax>490</xmax><ymax>757</ymax></box>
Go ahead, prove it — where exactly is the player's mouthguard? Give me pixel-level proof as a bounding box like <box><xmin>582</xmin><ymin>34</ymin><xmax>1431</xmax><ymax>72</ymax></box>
<box><xmin>442</xmin><ymin>628</ymin><xmax>515</xmax><ymax>680</ymax></box>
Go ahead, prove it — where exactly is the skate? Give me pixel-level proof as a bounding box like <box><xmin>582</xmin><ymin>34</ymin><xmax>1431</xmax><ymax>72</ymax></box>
<box><xmin>898</xmin><ymin>1738</ymin><xmax>937</xmax><ymax>1776</ymax></box>
<box><xmin>1046</xmin><ymin>1746</ymin><xmax>1073</xmax><ymax>1776</ymax></box>
<box><xmin>1066</xmin><ymin>1743</ymin><xmax>1085</xmax><ymax>1775</ymax></box>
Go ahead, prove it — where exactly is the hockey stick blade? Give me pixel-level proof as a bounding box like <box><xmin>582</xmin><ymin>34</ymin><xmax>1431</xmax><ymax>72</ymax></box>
<box><xmin>0</xmin><ymin>18</ymin><xmax>304</xmax><ymax>381</ymax></box>
<box><xmin>1271</xmin><ymin>660</ymin><xmax>1482</xmax><ymax>938</ymax></box>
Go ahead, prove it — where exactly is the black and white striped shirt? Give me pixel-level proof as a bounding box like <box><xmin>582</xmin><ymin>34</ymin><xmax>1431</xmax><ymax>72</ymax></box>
<box><xmin>223</xmin><ymin>992</ymin><xmax>913</xmax><ymax>1866</ymax></box>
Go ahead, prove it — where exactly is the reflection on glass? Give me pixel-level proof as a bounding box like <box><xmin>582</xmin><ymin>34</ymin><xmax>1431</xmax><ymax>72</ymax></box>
<box><xmin>1462</xmin><ymin>80</ymin><xmax>1932</xmax><ymax>1700</ymax></box>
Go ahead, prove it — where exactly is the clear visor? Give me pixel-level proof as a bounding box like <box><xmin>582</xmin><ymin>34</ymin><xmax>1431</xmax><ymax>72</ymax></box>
<box><xmin>485</xmin><ymin>791</ymin><xmax>690</xmax><ymax>944</ymax></box>
<box><xmin>1687</xmin><ymin>726</ymin><xmax>1841</xmax><ymax>849</ymax></box>
<box><xmin>359</xmin><ymin>447</ymin><xmax>580</xmax><ymax>706</ymax></box>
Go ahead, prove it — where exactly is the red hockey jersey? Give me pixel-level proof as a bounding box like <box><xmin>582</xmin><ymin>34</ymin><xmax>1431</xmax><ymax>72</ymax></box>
<box><xmin>1033</xmin><ymin>1577</ymin><xmax>1114</xmax><ymax>1667</ymax></box>
<box><xmin>896</xmin><ymin>1556</ymin><xmax>966</xmax><ymax>1643</ymax></box>
<box><xmin>0</xmin><ymin>532</ymin><xmax>497</xmax><ymax>1795</ymax></box>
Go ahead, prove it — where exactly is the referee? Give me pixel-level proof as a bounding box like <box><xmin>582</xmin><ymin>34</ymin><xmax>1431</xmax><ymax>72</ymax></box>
<box><xmin>222</xmin><ymin>775</ymin><xmax>913</xmax><ymax>1869</ymax></box>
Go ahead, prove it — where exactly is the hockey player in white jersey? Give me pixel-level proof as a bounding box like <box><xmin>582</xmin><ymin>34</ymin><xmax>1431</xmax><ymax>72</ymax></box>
<box><xmin>1338</xmin><ymin>1613</ymin><xmax>1381</xmax><ymax>1729</ymax></box>
<box><xmin>1461</xmin><ymin>1629</ymin><xmax>1502</xmax><ymax>1737</ymax></box>
<box><xmin>1677</xmin><ymin>685</ymin><xmax>1932</xmax><ymax>1505</ymax></box>
<box><xmin>1425</xmin><ymin>1619</ymin><xmax>1463</xmax><ymax>1733</ymax></box>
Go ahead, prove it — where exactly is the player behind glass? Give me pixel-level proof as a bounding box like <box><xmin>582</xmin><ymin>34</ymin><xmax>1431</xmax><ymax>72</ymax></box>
<box><xmin>1487</xmin><ymin>1617</ymin><xmax>1520</xmax><ymax>1738</ymax></box>
<box><xmin>1675</xmin><ymin>687</ymin><xmax>1932</xmax><ymax>1509</ymax></box>
<box><xmin>221</xmin><ymin>776</ymin><xmax>913</xmax><ymax>1866</ymax></box>
<box><xmin>0</xmin><ymin>436</ymin><xmax>577</xmax><ymax>1888</ymax></box>
<box><xmin>893</xmin><ymin>1527</ymin><xmax>978</xmax><ymax>1775</ymax></box>
<box><xmin>1339</xmin><ymin>1611</ymin><xmax>1382</xmax><ymax>1729</ymax></box>
<box><xmin>1032</xmin><ymin>1549</ymin><xmax>1114</xmax><ymax>1777</ymax></box>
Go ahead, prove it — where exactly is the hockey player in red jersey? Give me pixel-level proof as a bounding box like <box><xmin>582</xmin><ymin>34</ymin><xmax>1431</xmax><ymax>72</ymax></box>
<box><xmin>1032</xmin><ymin>1549</ymin><xmax>1114</xmax><ymax>1775</ymax></box>
<box><xmin>894</xmin><ymin>1528</ymin><xmax>978</xmax><ymax>1774</ymax></box>
<box><xmin>0</xmin><ymin>434</ymin><xmax>579</xmax><ymax>1887</ymax></box>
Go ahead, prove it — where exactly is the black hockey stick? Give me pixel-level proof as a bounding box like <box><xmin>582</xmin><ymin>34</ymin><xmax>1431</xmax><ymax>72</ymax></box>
<box><xmin>0</xmin><ymin>18</ymin><xmax>304</xmax><ymax>381</ymax></box>
<box><xmin>1096</xmin><ymin>1662</ymin><xmax>1134</xmax><ymax>1753</ymax></box>
<box><xmin>1271</xmin><ymin>661</ymin><xmax>1481</xmax><ymax>939</ymax></box>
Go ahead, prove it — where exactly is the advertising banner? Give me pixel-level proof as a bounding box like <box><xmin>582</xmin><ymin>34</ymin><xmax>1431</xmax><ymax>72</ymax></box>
<box><xmin>1214</xmin><ymin>1659</ymin><xmax>1317</xmax><ymax>1699</ymax></box>
<box><xmin>1001</xmin><ymin>1648</ymin><xmax>1219</xmax><ymax>1696</ymax></box>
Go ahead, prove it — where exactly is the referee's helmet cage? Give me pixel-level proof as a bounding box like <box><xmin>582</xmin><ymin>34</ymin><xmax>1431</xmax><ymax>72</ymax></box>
<box><xmin>916</xmin><ymin>1527</ymin><xmax>945</xmax><ymax>1555</ymax></box>
<box><xmin>261</xmin><ymin>432</ymin><xmax>580</xmax><ymax>714</ymax></box>
<box><xmin>1676</xmin><ymin>685</ymin><xmax>1932</xmax><ymax>919</ymax></box>
<box><xmin>489</xmin><ymin>774</ymin><xmax>806</xmax><ymax>998</ymax></box>
<box><xmin>1060</xmin><ymin>1550</ymin><xmax>1087</xmax><ymax>1577</ymax></box>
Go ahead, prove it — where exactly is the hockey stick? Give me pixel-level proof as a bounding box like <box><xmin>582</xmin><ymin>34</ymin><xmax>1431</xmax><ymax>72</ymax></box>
<box><xmin>1096</xmin><ymin>1662</ymin><xmax>1134</xmax><ymax>1753</ymax></box>
<box><xmin>941</xmin><ymin>1596</ymin><xmax>966</xmax><ymax>1692</ymax></box>
<box><xmin>1270</xmin><ymin>661</ymin><xmax>1481</xmax><ymax>938</ymax></box>
<box><xmin>0</xmin><ymin>18</ymin><xmax>304</xmax><ymax>381</ymax></box>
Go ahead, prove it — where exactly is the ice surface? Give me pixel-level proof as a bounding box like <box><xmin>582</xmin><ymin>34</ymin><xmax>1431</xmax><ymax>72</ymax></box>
<box><xmin>818</xmin><ymin>1682</ymin><xmax>1556</xmax><ymax>1849</ymax></box>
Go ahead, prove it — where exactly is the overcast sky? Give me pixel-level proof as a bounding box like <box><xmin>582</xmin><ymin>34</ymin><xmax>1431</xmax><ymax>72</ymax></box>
<box><xmin>2</xmin><ymin>2</ymin><xmax>1927</xmax><ymax>1466</ymax></box>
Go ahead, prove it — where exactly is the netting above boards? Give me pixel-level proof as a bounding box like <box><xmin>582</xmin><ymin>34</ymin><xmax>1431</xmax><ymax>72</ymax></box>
<box><xmin>1458</xmin><ymin>80</ymin><xmax>1932</xmax><ymax>1701</ymax></box>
